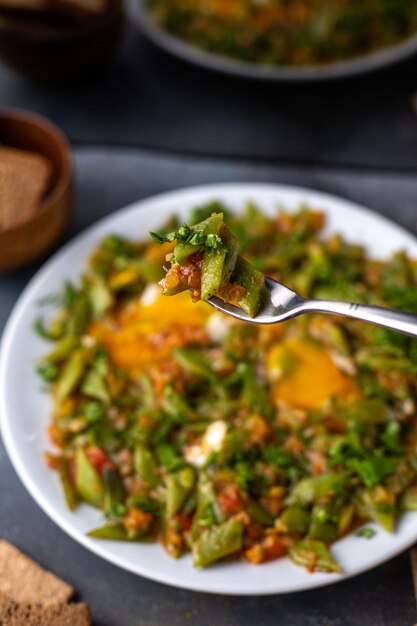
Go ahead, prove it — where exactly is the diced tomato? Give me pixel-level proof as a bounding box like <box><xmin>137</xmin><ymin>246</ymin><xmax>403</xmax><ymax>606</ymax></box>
<box><xmin>123</xmin><ymin>507</ymin><xmax>153</xmax><ymax>533</ymax></box>
<box><xmin>44</xmin><ymin>452</ymin><xmax>59</xmax><ymax>470</ymax></box>
<box><xmin>284</xmin><ymin>435</ymin><xmax>304</xmax><ymax>454</ymax></box>
<box><xmin>86</xmin><ymin>446</ymin><xmax>112</xmax><ymax>475</ymax></box>
<box><xmin>245</xmin><ymin>535</ymin><xmax>287</xmax><ymax>564</ymax></box>
<box><xmin>217</xmin><ymin>484</ymin><xmax>243</xmax><ymax>516</ymax></box>
<box><xmin>174</xmin><ymin>514</ymin><xmax>193</xmax><ymax>533</ymax></box>
<box><xmin>306</xmin><ymin>450</ymin><xmax>327</xmax><ymax>476</ymax></box>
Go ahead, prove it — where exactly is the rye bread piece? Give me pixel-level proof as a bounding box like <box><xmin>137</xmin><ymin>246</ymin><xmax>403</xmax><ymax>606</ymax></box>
<box><xmin>0</xmin><ymin>541</ymin><xmax>74</xmax><ymax>606</ymax></box>
<box><xmin>0</xmin><ymin>146</ymin><xmax>51</xmax><ymax>231</ymax></box>
<box><xmin>0</xmin><ymin>591</ymin><xmax>91</xmax><ymax>626</ymax></box>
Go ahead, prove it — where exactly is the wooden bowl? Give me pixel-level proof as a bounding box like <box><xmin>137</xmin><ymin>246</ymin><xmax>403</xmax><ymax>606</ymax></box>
<box><xmin>0</xmin><ymin>110</ymin><xmax>73</xmax><ymax>272</ymax></box>
<box><xmin>0</xmin><ymin>0</ymin><xmax>123</xmax><ymax>81</ymax></box>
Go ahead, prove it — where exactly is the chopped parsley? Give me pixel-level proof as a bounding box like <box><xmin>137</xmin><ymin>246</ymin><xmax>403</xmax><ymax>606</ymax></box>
<box><xmin>347</xmin><ymin>452</ymin><xmax>396</xmax><ymax>489</ymax></box>
<box><xmin>356</xmin><ymin>527</ymin><xmax>377</xmax><ymax>539</ymax></box>
<box><xmin>150</xmin><ymin>223</ymin><xmax>225</xmax><ymax>251</ymax></box>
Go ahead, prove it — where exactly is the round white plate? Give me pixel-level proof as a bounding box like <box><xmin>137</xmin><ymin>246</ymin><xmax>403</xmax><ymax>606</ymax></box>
<box><xmin>1</xmin><ymin>183</ymin><xmax>417</xmax><ymax>595</ymax></box>
<box><xmin>128</xmin><ymin>0</ymin><xmax>417</xmax><ymax>82</ymax></box>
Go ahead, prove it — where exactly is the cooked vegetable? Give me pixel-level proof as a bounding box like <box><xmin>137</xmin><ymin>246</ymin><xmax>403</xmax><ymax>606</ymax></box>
<box><xmin>152</xmin><ymin>212</ymin><xmax>265</xmax><ymax>317</ymax></box>
<box><xmin>192</xmin><ymin>517</ymin><xmax>244</xmax><ymax>567</ymax></box>
<box><xmin>75</xmin><ymin>448</ymin><xmax>105</xmax><ymax>508</ymax></box>
<box><xmin>148</xmin><ymin>0</ymin><xmax>417</xmax><ymax>68</ymax></box>
<box><xmin>36</xmin><ymin>201</ymin><xmax>417</xmax><ymax>572</ymax></box>
<box><xmin>289</xmin><ymin>539</ymin><xmax>340</xmax><ymax>573</ymax></box>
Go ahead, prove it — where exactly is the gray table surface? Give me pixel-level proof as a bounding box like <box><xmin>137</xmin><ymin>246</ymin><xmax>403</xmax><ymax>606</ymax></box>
<box><xmin>2</xmin><ymin>20</ymin><xmax>417</xmax><ymax>170</ymax></box>
<box><xmin>1</xmin><ymin>147</ymin><xmax>417</xmax><ymax>625</ymax></box>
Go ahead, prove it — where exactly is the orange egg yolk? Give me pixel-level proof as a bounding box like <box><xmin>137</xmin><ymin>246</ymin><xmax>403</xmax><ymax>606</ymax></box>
<box><xmin>270</xmin><ymin>339</ymin><xmax>360</xmax><ymax>410</ymax></box>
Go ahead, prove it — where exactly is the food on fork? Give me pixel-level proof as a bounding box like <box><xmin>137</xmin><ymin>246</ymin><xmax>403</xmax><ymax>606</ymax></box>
<box><xmin>151</xmin><ymin>212</ymin><xmax>265</xmax><ymax>317</ymax></box>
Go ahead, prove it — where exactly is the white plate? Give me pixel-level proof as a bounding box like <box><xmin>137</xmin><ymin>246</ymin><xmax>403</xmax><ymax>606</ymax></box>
<box><xmin>1</xmin><ymin>183</ymin><xmax>417</xmax><ymax>595</ymax></box>
<box><xmin>128</xmin><ymin>0</ymin><xmax>417</xmax><ymax>82</ymax></box>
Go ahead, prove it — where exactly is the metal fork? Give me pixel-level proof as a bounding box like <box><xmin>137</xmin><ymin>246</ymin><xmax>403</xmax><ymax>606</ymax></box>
<box><xmin>206</xmin><ymin>276</ymin><xmax>417</xmax><ymax>337</ymax></box>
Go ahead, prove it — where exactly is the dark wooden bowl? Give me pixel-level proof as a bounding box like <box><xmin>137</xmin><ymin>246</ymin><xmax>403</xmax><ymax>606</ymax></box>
<box><xmin>0</xmin><ymin>110</ymin><xmax>73</xmax><ymax>272</ymax></box>
<box><xmin>0</xmin><ymin>0</ymin><xmax>123</xmax><ymax>81</ymax></box>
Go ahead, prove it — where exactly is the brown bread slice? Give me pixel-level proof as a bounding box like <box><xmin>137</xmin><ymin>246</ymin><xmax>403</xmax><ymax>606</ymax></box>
<box><xmin>0</xmin><ymin>147</ymin><xmax>51</xmax><ymax>231</ymax></box>
<box><xmin>0</xmin><ymin>541</ymin><xmax>74</xmax><ymax>606</ymax></box>
<box><xmin>0</xmin><ymin>591</ymin><xmax>91</xmax><ymax>626</ymax></box>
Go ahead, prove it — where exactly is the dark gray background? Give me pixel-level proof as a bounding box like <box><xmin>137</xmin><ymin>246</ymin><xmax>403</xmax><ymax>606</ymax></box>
<box><xmin>1</xmin><ymin>15</ymin><xmax>417</xmax><ymax>626</ymax></box>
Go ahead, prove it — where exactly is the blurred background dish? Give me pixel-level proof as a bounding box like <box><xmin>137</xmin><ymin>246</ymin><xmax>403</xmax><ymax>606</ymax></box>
<box><xmin>0</xmin><ymin>0</ymin><xmax>123</xmax><ymax>81</ymax></box>
<box><xmin>0</xmin><ymin>109</ymin><xmax>73</xmax><ymax>272</ymax></box>
<box><xmin>129</xmin><ymin>0</ymin><xmax>417</xmax><ymax>81</ymax></box>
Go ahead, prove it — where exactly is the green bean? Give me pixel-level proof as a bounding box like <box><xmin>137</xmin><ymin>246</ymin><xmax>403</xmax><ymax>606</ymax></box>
<box><xmin>81</xmin><ymin>367</ymin><xmax>110</xmax><ymax>405</ymax></box>
<box><xmin>247</xmin><ymin>500</ymin><xmax>274</xmax><ymax>526</ymax></box>
<box><xmin>308</xmin><ymin>504</ymin><xmax>338</xmax><ymax>542</ymax></box>
<box><xmin>201</xmin><ymin>248</ymin><xmax>228</xmax><ymax>300</ymax></box>
<box><xmin>289</xmin><ymin>539</ymin><xmax>341</xmax><ymax>573</ymax></box>
<box><xmin>219</xmin><ymin>224</ymin><xmax>239</xmax><ymax>284</ymax></box>
<box><xmin>162</xmin><ymin>387</ymin><xmax>194</xmax><ymax>421</ymax></box>
<box><xmin>58</xmin><ymin>458</ymin><xmax>78</xmax><ymax>512</ymax></box>
<box><xmin>87</xmin><ymin>524</ymin><xmax>154</xmax><ymax>542</ymax></box>
<box><xmin>192</xmin><ymin>517</ymin><xmax>244</xmax><ymax>567</ymax></box>
<box><xmin>243</xmin><ymin>365</ymin><xmax>275</xmax><ymax>421</ymax></box>
<box><xmin>276</xmin><ymin>507</ymin><xmax>310</xmax><ymax>534</ymax></box>
<box><xmin>165</xmin><ymin>467</ymin><xmax>195</xmax><ymax>518</ymax></box>
<box><xmin>134</xmin><ymin>445</ymin><xmax>160</xmax><ymax>488</ymax></box>
<box><xmin>156</xmin><ymin>444</ymin><xmax>185</xmax><ymax>472</ymax></box>
<box><xmin>199</xmin><ymin>223</ymin><xmax>238</xmax><ymax>300</ymax></box>
<box><xmin>286</xmin><ymin>471</ymin><xmax>350</xmax><ymax>507</ymax></box>
<box><xmin>173</xmin><ymin>347</ymin><xmax>217</xmax><ymax>384</ymax></box>
<box><xmin>44</xmin><ymin>336</ymin><xmax>79</xmax><ymax>364</ymax></box>
<box><xmin>55</xmin><ymin>348</ymin><xmax>86</xmax><ymax>404</ymax></box>
<box><xmin>75</xmin><ymin>447</ymin><xmax>105</xmax><ymax>508</ymax></box>
<box><xmin>337</xmin><ymin>503</ymin><xmax>356</xmax><ymax>536</ymax></box>
<box><xmin>66</xmin><ymin>291</ymin><xmax>90</xmax><ymax>336</ymax></box>
<box><xmin>34</xmin><ymin>317</ymin><xmax>65</xmax><ymax>341</ymax></box>
<box><xmin>358</xmin><ymin>489</ymin><xmax>395</xmax><ymax>532</ymax></box>
<box><xmin>103</xmin><ymin>466</ymin><xmax>126</xmax><ymax>517</ymax></box>
<box><xmin>399</xmin><ymin>486</ymin><xmax>417</xmax><ymax>511</ymax></box>
<box><xmin>232</xmin><ymin>256</ymin><xmax>265</xmax><ymax>318</ymax></box>
<box><xmin>192</xmin><ymin>474</ymin><xmax>224</xmax><ymax>540</ymax></box>
<box><xmin>86</xmin><ymin>275</ymin><xmax>114</xmax><ymax>319</ymax></box>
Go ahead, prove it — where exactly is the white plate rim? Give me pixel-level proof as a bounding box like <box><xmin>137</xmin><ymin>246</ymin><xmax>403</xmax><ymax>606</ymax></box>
<box><xmin>1</xmin><ymin>182</ymin><xmax>417</xmax><ymax>596</ymax></box>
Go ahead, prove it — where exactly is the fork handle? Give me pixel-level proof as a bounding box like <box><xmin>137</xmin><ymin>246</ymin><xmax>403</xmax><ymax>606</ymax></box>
<box><xmin>304</xmin><ymin>300</ymin><xmax>417</xmax><ymax>338</ymax></box>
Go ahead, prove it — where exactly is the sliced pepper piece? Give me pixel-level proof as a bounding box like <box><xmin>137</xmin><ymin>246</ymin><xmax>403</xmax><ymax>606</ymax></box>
<box><xmin>399</xmin><ymin>486</ymin><xmax>417</xmax><ymax>511</ymax></box>
<box><xmin>75</xmin><ymin>447</ymin><xmax>105</xmax><ymax>508</ymax></box>
<box><xmin>200</xmin><ymin>224</ymin><xmax>239</xmax><ymax>300</ymax></box>
<box><xmin>58</xmin><ymin>458</ymin><xmax>78</xmax><ymax>512</ymax></box>
<box><xmin>192</xmin><ymin>517</ymin><xmax>244</xmax><ymax>567</ymax></box>
<box><xmin>289</xmin><ymin>539</ymin><xmax>341</xmax><ymax>573</ymax></box>
<box><xmin>87</xmin><ymin>524</ymin><xmax>154</xmax><ymax>542</ymax></box>
<box><xmin>103</xmin><ymin>466</ymin><xmax>126</xmax><ymax>517</ymax></box>
<box><xmin>287</xmin><ymin>471</ymin><xmax>350</xmax><ymax>507</ymax></box>
<box><xmin>44</xmin><ymin>335</ymin><xmax>79</xmax><ymax>364</ymax></box>
<box><xmin>231</xmin><ymin>256</ymin><xmax>265</xmax><ymax>318</ymax></box>
<box><xmin>134</xmin><ymin>445</ymin><xmax>160</xmax><ymax>488</ymax></box>
<box><xmin>165</xmin><ymin>466</ymin><xmax>195</xmax><ymax>518</ymax></box>
<box><xmin>54</xmin><ymin>348</ymin><xmax>86</xmax><ymax>405</ymax></box>
<box><xmin>276</xmin><ymin>507</ymin><xmax>310</xmax><ymax>534</ymax></box>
